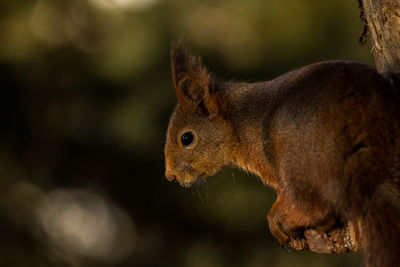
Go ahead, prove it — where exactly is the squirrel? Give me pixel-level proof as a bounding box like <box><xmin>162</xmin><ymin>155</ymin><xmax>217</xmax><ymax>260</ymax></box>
<box><xmin>164</xmin><ymin>40</ymin><xmax>400</xmax><ymax>267</ymax></box>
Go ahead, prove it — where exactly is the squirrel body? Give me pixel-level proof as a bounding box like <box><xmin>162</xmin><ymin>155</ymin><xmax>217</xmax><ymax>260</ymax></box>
<box><xmin>164</xmin><ymin>41</ymin><xmax>400</xmax><ymax>267</ymax></box>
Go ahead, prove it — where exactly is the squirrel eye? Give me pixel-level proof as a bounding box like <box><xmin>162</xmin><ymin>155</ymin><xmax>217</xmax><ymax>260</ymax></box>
<box><xmin>181</xmin><ymin>132</ymin><xmax>194</xmax><ymax>147</ymax></box>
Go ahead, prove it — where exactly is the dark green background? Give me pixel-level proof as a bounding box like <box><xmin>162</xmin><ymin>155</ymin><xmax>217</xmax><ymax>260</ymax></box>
<box><xmin>0</xmin><ymin>0</ymin><xmax>373</xmax><ymax>266</ymax></box>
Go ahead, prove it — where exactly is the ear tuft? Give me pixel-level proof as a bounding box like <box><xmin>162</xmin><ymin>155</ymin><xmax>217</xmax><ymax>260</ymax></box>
<box><xmin>170</xmin><ymin>39</ymin><xmax>204</xmax><ymax>87</ymax></box>
<box><xmin>170</xmin><ymin>39</ymin><xmax>217</xmax><ymax>115</ymax></box>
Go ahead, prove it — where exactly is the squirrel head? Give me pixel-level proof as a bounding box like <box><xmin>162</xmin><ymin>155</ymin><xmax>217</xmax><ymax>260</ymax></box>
<box><xmin>164</xmin><ymin>40</ymin><xmax>236</xmax><ymax>187</ymax></box>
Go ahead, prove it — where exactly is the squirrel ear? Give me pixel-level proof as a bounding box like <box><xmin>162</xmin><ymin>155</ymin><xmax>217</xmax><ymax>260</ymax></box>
<box><xmin>170</xmin><ymin>39</ymin><xmax>220</xmax><ymax>117</ymax></box>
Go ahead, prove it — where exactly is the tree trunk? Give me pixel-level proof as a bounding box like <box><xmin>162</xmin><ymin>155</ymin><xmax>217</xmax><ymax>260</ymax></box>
<box><xmin>360</xmin><ymin>0</ymin><xmax>400</xmax><ymax>88</ymax></box>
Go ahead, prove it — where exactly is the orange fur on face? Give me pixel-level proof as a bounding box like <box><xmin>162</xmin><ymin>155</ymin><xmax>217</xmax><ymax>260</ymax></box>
<box><xmin>165</xmin><ymin>40</ymin><xmax>236</xmax><ymax>186</ymax></box>
<box><xmin>165</xmin><ymin>104</ymin><xmax>236</xmax><ymax>186</ymax></box>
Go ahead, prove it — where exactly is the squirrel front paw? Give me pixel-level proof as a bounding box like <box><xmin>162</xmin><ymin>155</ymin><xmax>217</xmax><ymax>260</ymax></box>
<box><xmin>267</xmin><ymin>208</ymin><xmax>336</xmax><ymax>252</ymax></box>
<box><xmin>267</xmin><ymin>209</ymin><xmax>290</xmax><ymax>248</ymax></box>
<box><xmin>266</xmin><ymin>197</ymin><xmax>334</xmax><ymax>251</ymax></box>
<box><xmin>267</xmin><ymin>201</ymin><xmax>303</xmax><ymax>251</ymax></box>
<box><xmin>267</xmin><ymin>199</ymin><xmax>360</xmax><ymax>254</ymax></box>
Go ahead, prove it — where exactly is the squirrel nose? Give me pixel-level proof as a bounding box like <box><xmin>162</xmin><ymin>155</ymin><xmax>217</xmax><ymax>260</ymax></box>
<box><xmin>165</xmin><ymin>170</ymin><xmax>177</xmax><ymax>182</ymax></box>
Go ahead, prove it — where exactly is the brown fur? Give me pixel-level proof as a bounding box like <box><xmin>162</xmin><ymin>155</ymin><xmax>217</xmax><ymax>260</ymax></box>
<box><xmin>164</xmin><ymin>41</ymin><xmax>400</xmax><ymax>267</ymax></box>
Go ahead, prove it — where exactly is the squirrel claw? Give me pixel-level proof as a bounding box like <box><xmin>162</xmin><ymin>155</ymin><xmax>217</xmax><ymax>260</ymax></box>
<box><xmin>282</xmin><ymin>243</ymin><xmax>294</xmax><ymax>252</ymax></box>
<box><xmin>267</xmin><ymin>217</ymin><xmax>290</xmax><ymax>247</ymax></box>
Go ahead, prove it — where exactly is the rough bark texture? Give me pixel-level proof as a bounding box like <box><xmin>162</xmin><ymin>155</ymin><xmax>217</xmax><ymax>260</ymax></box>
<box><xmin>361</xmin><ymin>0</ymin><xmax>400</xmax><ymax>88</ymax></box>
<box><xmin>288</xmin><ymin>222</ymin><xmax>361</xmax><ymax>254</ymax></box>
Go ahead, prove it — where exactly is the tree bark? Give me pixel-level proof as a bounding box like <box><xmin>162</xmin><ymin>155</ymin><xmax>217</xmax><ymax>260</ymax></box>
<box><xmin>288</xmin><ymin>222</ymin><xmax>361</xmax><ymax>254</ymax></box>
<box><xmin>360</xmin><ymin>0</ymin><xmax>400</xmax><ymax>88</ymax></box>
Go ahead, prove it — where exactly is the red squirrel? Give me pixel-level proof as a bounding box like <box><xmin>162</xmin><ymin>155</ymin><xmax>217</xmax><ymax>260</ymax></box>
<box><xmin>164</xmin><ymin>40</ymin><xmax>400</xmax><ymax>267</ymax></box>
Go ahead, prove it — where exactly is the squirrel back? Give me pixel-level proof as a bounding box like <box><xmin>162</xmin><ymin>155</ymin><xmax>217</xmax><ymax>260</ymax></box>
<box><xmin>164</xmin><ymin>41</ymin><xmax>400</xmax><ymax>267</ymax></box>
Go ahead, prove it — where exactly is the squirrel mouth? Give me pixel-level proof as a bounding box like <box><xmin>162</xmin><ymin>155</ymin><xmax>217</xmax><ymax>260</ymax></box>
<box><xmin>179</xmin><ymin>181</ymin><xmax>193</xmax><ymax>188</ymax></box>
<box><xmin>179</xmin><ymin>175</ymin><xmax>206</xmax><ymax>188</ymax></box>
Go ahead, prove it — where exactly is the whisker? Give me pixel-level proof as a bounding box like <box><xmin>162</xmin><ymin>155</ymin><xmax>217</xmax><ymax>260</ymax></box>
<box><xmin>202</xmin><ymin>180</ymin><xmax>233</xmax><ymax>211</ymax></box>
<box><xmin>231</xmin><ymin>171</ymin><xmax>236</xmax><ymax>185</ymax></box>
<box><xmin>194</xmin><ymin>186</ymin><xmax>210</xmax><ymax>207</ymax></box>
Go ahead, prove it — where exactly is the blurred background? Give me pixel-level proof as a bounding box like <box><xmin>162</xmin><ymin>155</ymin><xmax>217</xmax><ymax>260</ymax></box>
<box><xmin>0</xmin><ymin>0</ymin><xmax>374</xmax><ymax>266</ymax></box>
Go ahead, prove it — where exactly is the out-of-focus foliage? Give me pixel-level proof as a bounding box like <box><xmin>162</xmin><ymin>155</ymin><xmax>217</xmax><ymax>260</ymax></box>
<box><xmin>0</xmin><ymin>0</ymin><xmax>372</xmax><ymax>266</ymax></box>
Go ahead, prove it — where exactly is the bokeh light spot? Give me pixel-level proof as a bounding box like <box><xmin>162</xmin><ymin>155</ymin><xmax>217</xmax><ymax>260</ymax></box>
<box><xmin>36</xmin><ymin>189</ymin><xmax>136</xmax><ymax>264</ymax></box>
<box><xmin>88</xmin><ymin>0</ymin><xmax>159</xmax><ymax>11</ymax></box>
